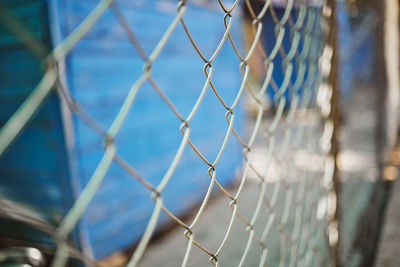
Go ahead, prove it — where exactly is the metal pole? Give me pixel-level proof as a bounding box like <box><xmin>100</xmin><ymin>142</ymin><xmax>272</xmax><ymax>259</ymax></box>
<box><xmin>326</xmin><ymin>0</ymin><xmax>342</xmax><ymax>266</ymax></box>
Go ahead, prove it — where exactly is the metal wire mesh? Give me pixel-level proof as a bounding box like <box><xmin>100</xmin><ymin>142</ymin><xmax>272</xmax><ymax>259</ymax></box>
<box><xmin>0</xmin><ymin>0</ymin><xmax>338</xmax><ymax>266</ymax></box>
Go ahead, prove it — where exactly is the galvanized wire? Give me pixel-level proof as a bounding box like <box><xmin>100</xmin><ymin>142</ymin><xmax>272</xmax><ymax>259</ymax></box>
<box><xmin>0</xmin><ymin>0</ymin><xmax>337</xmax><ymax>266</ymax></box>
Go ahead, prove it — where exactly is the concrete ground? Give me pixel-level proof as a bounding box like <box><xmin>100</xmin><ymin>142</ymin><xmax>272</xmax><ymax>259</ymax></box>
<box><xmin>139</xmin><ymin>179</ymin><xmax>328</xmax><ymax>267</ymax></box>
<box><xmin>374</xmin><ymin>177</ymin><xmax>400</xmax><ymax>267</ymax></box>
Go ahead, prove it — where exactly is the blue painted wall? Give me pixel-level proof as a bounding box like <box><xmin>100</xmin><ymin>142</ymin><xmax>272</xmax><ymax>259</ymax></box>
<box><xmin>1</xmin><ymin>0</ymin><xmax>245</xmax><ymax>260</ymax></box>
<box><xmin>52</xmin><ymin>0</ymin><xmax>245</xmax><ymax>258</ymax></box>
<box><xmin>260</xmin><ymin>6</ymin><xmax>323</xmax><ymax>106</ymax></box>
<box><xmin>337</xmin><ymin>1</ymin><xmax>374</xmax><ymax>98</ymax></box>
<box><xmin>0</xmin><ymin>0</ymin><xmax>73</xmax><ymax>244</ymax></box>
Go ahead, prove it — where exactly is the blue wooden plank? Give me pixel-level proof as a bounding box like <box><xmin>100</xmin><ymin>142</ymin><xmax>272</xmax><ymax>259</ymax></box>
<box><xmin>51</xmin><ymin>0</ymin><xmax>245</xmax><ymax>259</ymax></box>
<box><xmin>0</xmin><ymin>0</ymin><xmax>73</xmax><ymax>239</ymax></box>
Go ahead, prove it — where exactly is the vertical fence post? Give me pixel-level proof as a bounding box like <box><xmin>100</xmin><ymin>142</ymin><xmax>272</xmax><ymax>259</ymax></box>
<box><xmin>326</xmin><ymin>0</ymin><xmax>342</xmax><ymax>266</ymax></box>
<box><xmin>382</xmin><ymin>0</ymin><xmax>400</xmax><ymax>168</ymax></box>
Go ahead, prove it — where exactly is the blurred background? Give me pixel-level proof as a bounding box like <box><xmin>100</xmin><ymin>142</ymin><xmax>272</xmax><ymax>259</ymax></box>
<box><xmin>0</xmin><ymin>0</ymin><xmax>399</xmax><ymax>267</ymax></box>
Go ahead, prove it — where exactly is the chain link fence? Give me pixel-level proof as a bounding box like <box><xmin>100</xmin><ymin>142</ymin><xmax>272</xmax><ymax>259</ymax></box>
<box><xmin>0</xmin><ymin>0</ymin><xmax>343</xmax><ymax>266</ymax></box>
